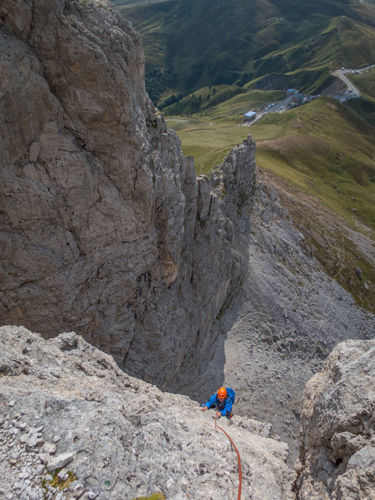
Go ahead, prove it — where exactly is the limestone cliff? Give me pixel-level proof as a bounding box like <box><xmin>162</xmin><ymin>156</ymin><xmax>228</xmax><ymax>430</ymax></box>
<box><xmin>0</xmin><ymin>0</ymin><xmax>255</xmax><ymax>388</ymax></box>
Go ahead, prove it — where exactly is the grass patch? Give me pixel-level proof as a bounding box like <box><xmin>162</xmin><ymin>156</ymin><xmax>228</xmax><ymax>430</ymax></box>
<box><xmin>41</xmin><ymin>469</ymin><xmax>77</xmax><ymax>493</ymax></box>
<box><xmin>253</xmin><ymin>99</ymin><xmax>375</xmax><ymax>231</ymax></box>
<box><xmin>166</xmin><ymin>115</ymin><xmax>252</xmax><ymax>175</ymax></box>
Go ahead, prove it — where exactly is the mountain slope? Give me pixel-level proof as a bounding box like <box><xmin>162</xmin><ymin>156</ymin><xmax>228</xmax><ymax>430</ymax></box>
<box><xmin>166</xmin><ymin>96</ymin><xmax>375</xmax><ymax>313</ymax></box>
<box><xmin>348</xmin><ymin>65</ymin><xmax>375</xmax><ymax>124</ymax></box>
<box><xmin>112</xmin><ymin>0</ymin><xmax>375</xmax><ymax>102</ymax></box>
<box><xmin>254</xmin><ymin>98</ymin><xmax>375</xmax><ymax>232</ymax></box>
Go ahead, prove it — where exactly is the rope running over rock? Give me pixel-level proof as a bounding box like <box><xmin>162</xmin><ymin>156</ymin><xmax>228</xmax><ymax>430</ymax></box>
<box><xmin>214</xmin><ymin>414</ymin><xmax>243</xmax><ymax>500</ymax></box>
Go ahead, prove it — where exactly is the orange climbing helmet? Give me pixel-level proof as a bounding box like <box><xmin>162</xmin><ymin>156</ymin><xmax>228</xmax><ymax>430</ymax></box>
<box><xmin>217</xmin><ymin>387</ymin><xmax>227</xmax><ymax>400</ymax></box>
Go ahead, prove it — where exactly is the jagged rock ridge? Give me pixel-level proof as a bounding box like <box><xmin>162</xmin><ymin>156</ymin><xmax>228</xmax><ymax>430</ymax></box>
<box><xmin>0</xmin><ymin>0</ymin><xmax>255</xmax><ymax>389</ymax></box>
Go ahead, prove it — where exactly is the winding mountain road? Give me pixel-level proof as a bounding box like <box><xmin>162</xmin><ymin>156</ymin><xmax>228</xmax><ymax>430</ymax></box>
<box><xmin>332</xmin><ymin>63</ymin><xmax>375</xmax><ymax>98</ymax></box>
<box><xmin>333</xmin><ymin>69</ymin><xmax>361</xmax><ymax>96</ymax></box>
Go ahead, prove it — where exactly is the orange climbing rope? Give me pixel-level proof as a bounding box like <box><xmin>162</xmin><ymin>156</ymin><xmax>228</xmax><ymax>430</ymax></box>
<box><xmin>214</xmin><ymin>413</ymin><xmax>243</xmax><ymax>500</ymax></box>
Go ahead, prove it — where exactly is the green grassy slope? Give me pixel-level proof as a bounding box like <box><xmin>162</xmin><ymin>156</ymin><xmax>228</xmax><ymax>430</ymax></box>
<box><xmin>348</xmin><ymin>66</ymin><xmax>375</xmax><ymax>125</ymax></box>
<box><xmin>254</xmin><ymin>99</ymin><xmax>375</xmax><ymax>230</ymax></box>
<box><xmin>168</xmin><ymin>97</ymin><xmax>375</xmax><ymax>231</ymax></box>
<box><xmin>111</xmin><ymin>0</ymin><xmax>375</xmax><ymax>103</ymax></box>
<box><xmin>166</xmin><ymin>89</ymin><xmax>284</xmax><ymax>172</ymax></box>
<box><xmin>167</xmin><ymin>97</ymin><xmax>375</xmax><ymax>312</ymax></box>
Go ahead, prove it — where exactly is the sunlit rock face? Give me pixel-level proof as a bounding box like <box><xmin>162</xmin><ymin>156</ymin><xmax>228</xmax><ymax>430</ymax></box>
<box><xmin>0</xmin><ymin>325</ymin><xmax>295</xmax><ymax>500</ymax></box>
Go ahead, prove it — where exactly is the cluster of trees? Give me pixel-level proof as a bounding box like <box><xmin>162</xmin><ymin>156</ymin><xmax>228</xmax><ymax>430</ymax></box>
<box><xmin>160</xmin><ymin>87</ymin><xmax>218</xmax><ymax>115</ymax></box>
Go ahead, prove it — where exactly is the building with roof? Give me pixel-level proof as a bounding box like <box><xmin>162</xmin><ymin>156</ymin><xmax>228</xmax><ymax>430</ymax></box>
<box><xmin>244</xmin><ymin>111</ymin><xmax>256</xmax><ymax>121</ymax></box>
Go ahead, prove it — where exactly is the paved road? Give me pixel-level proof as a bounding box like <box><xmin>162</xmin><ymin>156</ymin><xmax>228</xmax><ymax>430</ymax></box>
<box><xmin>354</xmin><ymin>63</ymin><xmax>375</xmax><ymax>72</ymax></box>
<box><xmin>332</xmin><ymin>63</ymin><xmax>375</xmax><ymax>98</ymax></box>
<box><xmin>332</xmin><ymin>69</ymin><xmax>361</xmax><ymax>96</ymax></box>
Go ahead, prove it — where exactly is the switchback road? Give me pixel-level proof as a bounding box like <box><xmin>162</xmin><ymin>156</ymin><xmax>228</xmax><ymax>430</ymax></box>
<box><xmin>332</xmin><ymin>63</ymin><xmax>375</xmax><ymax>98</ymax></box>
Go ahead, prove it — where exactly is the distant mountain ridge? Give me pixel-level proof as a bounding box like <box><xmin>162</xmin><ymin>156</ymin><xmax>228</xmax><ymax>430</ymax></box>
<box><xmin>112</xmin><ymin>0</ymin><xmax>375</xmax><ymax>103</ymax></box>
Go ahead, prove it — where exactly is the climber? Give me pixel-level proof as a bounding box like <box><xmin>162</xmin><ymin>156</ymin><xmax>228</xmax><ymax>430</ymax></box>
<box><xmin>201</xmin><ymin>387</ymin><xmax>235</xmax><ymax>419</ymax></box>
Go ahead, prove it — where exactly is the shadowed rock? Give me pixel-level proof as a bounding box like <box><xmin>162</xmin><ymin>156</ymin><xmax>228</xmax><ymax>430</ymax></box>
<box><xmin>0</xmin><ymin>0</ymin><xmax>255</xmax><ymax>388</ymax></box>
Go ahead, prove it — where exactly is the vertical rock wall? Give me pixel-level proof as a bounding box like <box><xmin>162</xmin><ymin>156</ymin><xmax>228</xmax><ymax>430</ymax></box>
<box><xmin>0</xmin><ymin>0</ymin><xmax>255</xmax><ymax>387</ymax></box>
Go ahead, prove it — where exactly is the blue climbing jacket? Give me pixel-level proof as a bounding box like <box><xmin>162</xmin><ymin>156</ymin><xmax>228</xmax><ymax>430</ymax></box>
<box><xmin>203</xmin><ymin>388</ymin><xmax>235</xmax><ymax>417</ymax></box>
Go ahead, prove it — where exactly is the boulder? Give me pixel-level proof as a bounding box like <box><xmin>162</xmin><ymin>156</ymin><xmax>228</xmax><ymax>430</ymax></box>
<box><xmin>297</xmin><ymin>339</ymin><xmax>375</xmax><ymax>499</ymax></box>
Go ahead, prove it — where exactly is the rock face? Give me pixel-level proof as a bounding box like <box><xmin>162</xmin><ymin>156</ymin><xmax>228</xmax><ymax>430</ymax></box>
<box><xmin>0</xmin><ymin>0</ymin><xmax>255</xmax><ymax>388</ymax></box>
<box><xmin>1</xmin><ymin>327</ymin><xmax>374</xmax><ymax>500</ymax></box>
<box><xmin>297</xmin><ymin>339</ymin><xmax>375</xmax><ymax>499</ymax></box>
<box><xmin>181</xmin><ymin>171</ymin><xmax>375</xmax><ymax>461</ymax></box>
<box><xmin>0</xmin><ymin>325</ymin><xmax>295</xmax><ymax>500</ymax></box>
